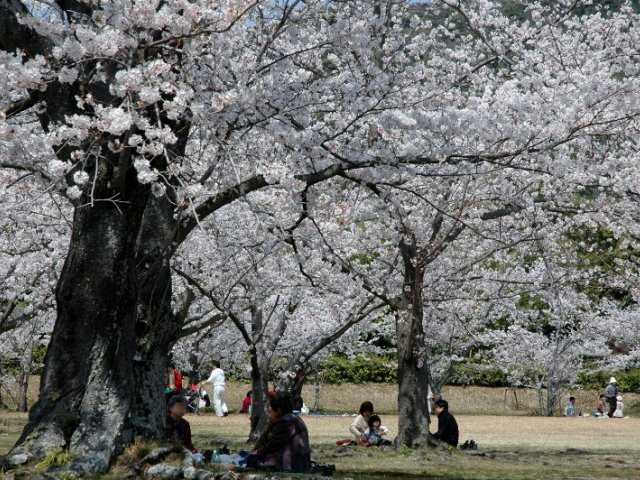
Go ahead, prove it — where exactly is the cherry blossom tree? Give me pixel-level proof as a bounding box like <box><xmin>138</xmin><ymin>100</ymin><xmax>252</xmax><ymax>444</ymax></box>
<box><xmin>172</xmin><ymin>197</ymin><xmax>388</xmax><ymax>440</ymax></box>
<box><xmin>1</xmin><ymin>0</ymin><xmax>426</xmax><ymax>469</ymax></box>
<box><xmin>0</xmin><ymin>169</ymin><xmax>67</xmax><ymax>411</ymax></box>
<box><xmin>2</xmin><ymin>0</ymin><xmax>640</xmax><ymax>471</ymax></box>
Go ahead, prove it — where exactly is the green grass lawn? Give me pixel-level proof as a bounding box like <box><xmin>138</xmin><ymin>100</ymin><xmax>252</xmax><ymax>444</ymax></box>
<box><xmin>4</xmin><ymin>412</ymin><xmax>638</xmax><ymax>479</ymax></box>
<box><xmin>188</xmin><ymin>413</ymin><xmax>640</xmax><ymax>479</ymax></box>
<box><xmin>3</xmin><ymin>382</ymin><xmax>640</xmax><ymax>479</ymax></box>
<box><xmin>9</xmin><ymin>378</ymin><xmax>640</xmax><ymax>417</ymax></box>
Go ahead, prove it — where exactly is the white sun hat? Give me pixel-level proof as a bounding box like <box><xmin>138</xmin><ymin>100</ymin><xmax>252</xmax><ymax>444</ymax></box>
<box><xmin>610</xmin><ymin>377</ymin><xmax>617</xmax><ymax>384</ymax></box>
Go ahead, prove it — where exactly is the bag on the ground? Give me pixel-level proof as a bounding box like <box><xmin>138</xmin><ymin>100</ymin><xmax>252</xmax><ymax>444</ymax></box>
<box><xmin>460</xmin><ymin>439</ymin><xmax>478</xmax><ymax>451</ymax></box>
<box><xmin>310</xmin><ymin>461</ymin><xmax>336</xmax><ymax>476</ymax></box>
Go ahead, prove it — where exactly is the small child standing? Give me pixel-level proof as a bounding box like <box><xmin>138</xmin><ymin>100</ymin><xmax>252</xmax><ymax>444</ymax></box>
<box><xmin>362</xmin><ymin>415</ymin><xmax>391</xmax><ymax>447</ymax></box>
<box><xmin>613</xmin><ymin>395</ymin><xmax>624</xmax><ymax>418</ymax></box>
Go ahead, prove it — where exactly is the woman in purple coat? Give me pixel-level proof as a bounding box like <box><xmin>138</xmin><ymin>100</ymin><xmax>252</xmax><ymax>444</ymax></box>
<box><xmin>249</xmin><ymin>393</ymin><xmax>311</xmax><ymax>473</ymax></box>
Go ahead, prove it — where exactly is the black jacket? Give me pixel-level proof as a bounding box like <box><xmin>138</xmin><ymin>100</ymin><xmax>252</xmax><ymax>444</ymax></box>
<box><xmin>433</xmin><ymin>410</ymin><xmax>459</xmax><ymax>447</ymax></box>
<box><xmin>166</xmin><ymin>415</ymin><xmax>195</xmax><ymax>452</ymax></box>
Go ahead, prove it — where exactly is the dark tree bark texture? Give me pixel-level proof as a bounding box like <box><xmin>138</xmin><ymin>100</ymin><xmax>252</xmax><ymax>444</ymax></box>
<box><xmin>395</xmin><ymin>237</ymin><xmax>431</xmax><ymax>448</ymax></box>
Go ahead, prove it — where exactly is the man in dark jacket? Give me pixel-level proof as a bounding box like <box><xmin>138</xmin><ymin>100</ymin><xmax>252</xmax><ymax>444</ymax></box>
<box><xmin>605</xmin><ymin>377</ymin><xmax>619</xmax><ymax>418</ymax></box>
<box><xmin>431</xmin><ymin>399</ymin><xmax>459</xmax><ymax>447</ymax></box>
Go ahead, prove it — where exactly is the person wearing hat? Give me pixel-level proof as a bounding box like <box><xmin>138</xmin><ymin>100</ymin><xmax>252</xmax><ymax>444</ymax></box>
<box><xmin>604</xmin><ymin>377</ymin><xmax>619</xmax><ymax>418</ymax></box>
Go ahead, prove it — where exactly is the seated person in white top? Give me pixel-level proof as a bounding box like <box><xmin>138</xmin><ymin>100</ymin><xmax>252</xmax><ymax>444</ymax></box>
<box><xmin>350</xmin><ymin>401</ymin><xmax>388</xmax><ymax>444</ymax></box>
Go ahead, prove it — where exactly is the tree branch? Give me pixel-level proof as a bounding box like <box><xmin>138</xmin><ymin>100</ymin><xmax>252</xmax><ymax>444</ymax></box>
<box><xmin>0</xmin><ymin>0</ymin><xmax>52</xmax><ymax>56</ymax></box>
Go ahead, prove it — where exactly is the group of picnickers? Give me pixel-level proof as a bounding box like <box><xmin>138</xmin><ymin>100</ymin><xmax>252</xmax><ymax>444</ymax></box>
<box><xmin>163</xmin><ymin>364</ymin><xmax>631</xmax><ymax>476</ymax></box>
<box><xmin>165</xmin><ymin>393</ymin><xmax>461</xmax><ymax>475</ymax></box>
<box><xmin>565</xmin><ymin>377</ymin><xmax>626</xmax><ymax>418</ymax></box>
<box><xmin>341</xmin><ymin>398</ymin><xmax>460</xmax><ymax>449</ymax></box>
<box><xmin>163</xmin><ymin>360</ymin><xmax>462</xmax><ymax>475</ymax></box>
<box><xmin>166</xmin><ymin>390</ymin><xmax>313</xmax><ymax>472</ymax></box>
<box><xmin>163</xmin><ymin>361</ymin><xmax>316</xmax><ymax>474</ymax></box>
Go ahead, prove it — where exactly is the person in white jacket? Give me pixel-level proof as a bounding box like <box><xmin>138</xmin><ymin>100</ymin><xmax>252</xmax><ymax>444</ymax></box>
<box><xmin>202</xmin><ymin>360</ymin><xmax>228</xmax><ymax>417</ymax></box>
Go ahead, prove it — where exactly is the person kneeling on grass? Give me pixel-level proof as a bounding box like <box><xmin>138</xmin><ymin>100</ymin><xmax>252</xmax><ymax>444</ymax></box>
<box><xmin>248</xmin><ymin>392</ymin><xmax>311</xmax><ymax>473</ymax></box>
<box><xmin>431</xmin><ymin>399</ymin><xmax>459</xmax><ymax>448</ymax></box>
<box><xmin>362</xmin><ymin>415</ymin><xmax>392</xmax><ymax>447</ymax></box>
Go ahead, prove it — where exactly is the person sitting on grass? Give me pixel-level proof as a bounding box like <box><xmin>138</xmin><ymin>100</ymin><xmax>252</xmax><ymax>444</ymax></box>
<box><xmin>565</xmin><ymin>396</ymin><xmax>577</xmax><ymax>417</ymax></box>
<box><xmin>431</xmin><ymin>399</ymin><xmax>459</xmax><ymax>448</ymax></box>
<box><xmin>361</xmin><ymin>415</ymin><xmax>392</xmax><ymax>447</ymax></box>
<box><xmin>349</xmin><ymin>401</ymin><xmax>374</xmax><ymax>441</ymax></box>
<box><xmin>248</xmin><ymin>392</ymin><xmax>311</xmax><ymax>473</ymax></box>
<box><xmin>593</xmin><ymin>395</ymin><xmax>607</xmax><ymax>417</ymax></box>
<box><xmin>166</xmin><ymin>395</ymin><xmax>197</xmax><ymax>453</ymax></box>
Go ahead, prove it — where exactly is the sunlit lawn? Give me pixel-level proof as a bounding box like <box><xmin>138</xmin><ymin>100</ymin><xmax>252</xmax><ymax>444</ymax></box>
<box><xmin>191</xmin><ymin>413</ymin><xmax>640</xmax><ymax>479</ymax></box>
<box><xmin>3</xmin><ymin>406</ymin><xmax>640</xmax><ymax>479</ymax></box>
<box><xmin>0</xmin><ymin>382</ymin><xmax>640</xmax><ymax>480</ymax></box>
<box><xmin>189</xmin><ymin>412</ymin><xmax>640</xmax><ymax>451</ymax></box>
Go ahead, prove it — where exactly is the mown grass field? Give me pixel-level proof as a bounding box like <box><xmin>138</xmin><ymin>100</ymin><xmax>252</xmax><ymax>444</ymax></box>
<box><xmin>2</xmin><ymin>382</ymin><xmax>639</xmax><ymax>479</ymax></box>
<box><xmin>2</xmin><ymin>411</ymin><xmax>640</xmax><ymax>479</ymax></box>
<box><xmin>6</xmin><ymin>378</ymin><xmax>640</xmax><ymax>416</ymax></box>
<box><xmin>219</xmin><ymin>382</ymin><xmax>640</xmax><ymax>417</ymax></box>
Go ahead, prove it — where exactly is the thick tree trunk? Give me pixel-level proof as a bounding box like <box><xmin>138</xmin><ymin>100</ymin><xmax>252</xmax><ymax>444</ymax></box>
<box><xmin>248</xmin><ymin>352</ymin><xmax>270</xmax><ymax>442</ymax></box>
<box><xmin>11</xmin><ymin>196</ymin><xmax>182</xmax><ymax>473</ymax></box>
<box><xmin>3</xmin><ymin>11</ymin><xmax>192</xmax><ymax>467</ymax></box>
<box><xmin>12</xmin><ymin>204</ymin><xmax>143</xmax><ymax>473</ymax></box>
<box><xmin>395</xmin><ymin>238</ymin><xmax>431</xmax><ymax>448</ymax></box>
<box><xmin>130</xmin><ymin>196</ymin><xmax>180</xmax><ymax>440</ymax></box>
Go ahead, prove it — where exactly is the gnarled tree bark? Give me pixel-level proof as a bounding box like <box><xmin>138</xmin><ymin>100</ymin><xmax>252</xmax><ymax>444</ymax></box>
<box><xmin>395</xmin><ymin>236</ymin><xmax>431</xmax><ymax>448</ymax></box>
<box><xmin>12</xmin><ymin>201</ymin><xmax>145</xmax><ymax>472</ymax></box>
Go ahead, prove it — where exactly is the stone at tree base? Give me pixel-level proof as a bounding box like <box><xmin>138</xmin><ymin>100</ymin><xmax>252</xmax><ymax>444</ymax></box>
<box><xmin>215</xmin><ymin>472</ymin><xmax>239</xmax><ymax>480</ymax></box>
<box><xmin>183</xmin><ymin>466</ymin><xmax>197</xmax><ymax>479</ymax></box>
<box><xmin>191</xmin><ymin>469</ymin><xmax>217</xmax><ymax>480</ymax></box>
<box><xmin>8</xmin><ymin>453</ymin><xmax>30</xmax><ymax>465</ymax></box>
<box><xmin>145</xmin><ymin>463</ymin><xmax>184</xmax><ymax>479</ymax></box>
<box><xmin>184</xmin><ymin>466</ymin><xmax>219</xmax><ymax>480</ymax></box>
<box><xmin>141</xmin><ymin>447</ymin><xmax>181</xmax><ymax>465</ymax></box>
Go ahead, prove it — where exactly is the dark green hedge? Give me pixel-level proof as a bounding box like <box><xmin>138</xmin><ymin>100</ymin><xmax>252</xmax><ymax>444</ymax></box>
<box><xmin>318</xmin><ymin>354</ymin><xmax>397</xmax><ymax>384</ymax></box>
<box><xmin>316</xmin><ymin>355</ymin><xmax>508</xmax><ymax>386</ymax></box>
<box><xmin>577</xmin><ymin>369</ymin><xmax>640</xmax><ymax>393</ymax></box>
<box><xmin>316</xmin><ymin>355</ymin><xmax>640</xmax><ymax>392</ymax></box>
<box><xmin>448</xmin><ymin>363</ymin><xmax>509</xmax><ymax>387</ymax></box>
